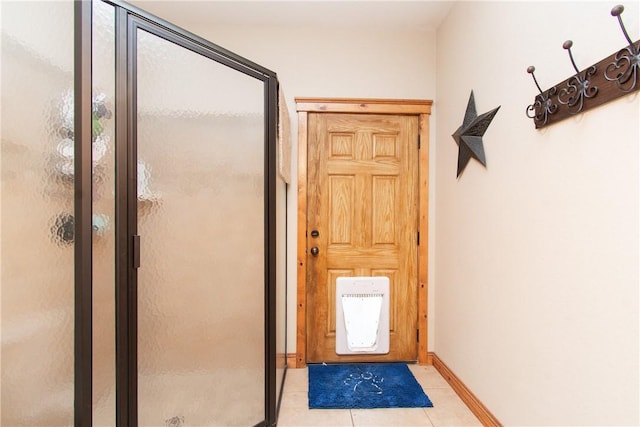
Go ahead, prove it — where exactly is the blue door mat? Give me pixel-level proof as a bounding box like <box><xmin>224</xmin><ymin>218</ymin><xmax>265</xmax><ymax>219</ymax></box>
<box><xmin>308</xmin><ymin>363</ymin><xmax>433</xmax><ymax>409</ymax></box>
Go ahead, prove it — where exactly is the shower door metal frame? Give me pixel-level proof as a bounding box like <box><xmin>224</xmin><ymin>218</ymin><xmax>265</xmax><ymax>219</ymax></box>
<box><xmin>75</xmin><ymin>2</ymin><xmax>94</xmax><ymax>425</ymax></box>
<box><xmin>74</xmin><ymin>1</ymin><xmax>279</xmax><ymax>425</ymax></box>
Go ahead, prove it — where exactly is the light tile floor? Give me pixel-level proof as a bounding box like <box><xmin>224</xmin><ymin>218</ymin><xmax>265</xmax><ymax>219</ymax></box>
<box><xmin>277</xmin><ymin>364</ymin><xmax>483</xmax><ymax>427</ymax></box>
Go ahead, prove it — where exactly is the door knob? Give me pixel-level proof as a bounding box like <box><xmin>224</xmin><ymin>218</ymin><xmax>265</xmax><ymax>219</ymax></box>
<box><xmin>310</xmin><ymin>247</ymin><xmax>319</xmax><ymax>256</ymax></box>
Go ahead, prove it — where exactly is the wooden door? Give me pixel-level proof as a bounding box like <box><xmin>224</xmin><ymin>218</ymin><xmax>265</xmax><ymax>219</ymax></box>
<box><xmin>306</xmin><ymin>113</ymin><xmax>419</xmax><ymax>362</ymax></box>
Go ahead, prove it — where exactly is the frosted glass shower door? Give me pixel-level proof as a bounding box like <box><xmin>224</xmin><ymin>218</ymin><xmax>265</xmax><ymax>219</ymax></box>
<box><xmin>135</xmin><ymin>27</ymin><xmax>266</xmax><ymax>426</ymax></box>
<box><xmin>1</xmin><ymin>2</ymin><xmax>75</xmax><ymax>425</ymax></box>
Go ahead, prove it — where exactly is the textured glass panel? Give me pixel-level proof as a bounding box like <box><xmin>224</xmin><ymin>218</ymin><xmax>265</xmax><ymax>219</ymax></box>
<box><xmin>1</xmin><ymin>1</ymin><xmax>75</xmax><ymax>425</ymax></box>
<box><xmin>92</xmin><ymin>1</ymin><xmax>116</xmax><ymax>425</ymax></box>
<box><xmin>137</xmin><ymin>29</ymin><xmax>265</xmax><ymax>426</ymax></box>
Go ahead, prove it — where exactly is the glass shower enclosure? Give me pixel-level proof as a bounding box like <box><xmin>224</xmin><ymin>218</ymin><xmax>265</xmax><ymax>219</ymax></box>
<box><xmin>1</xmin><ymin>1</ymin><xmax>283</xmax><ymax>425</ymax></box>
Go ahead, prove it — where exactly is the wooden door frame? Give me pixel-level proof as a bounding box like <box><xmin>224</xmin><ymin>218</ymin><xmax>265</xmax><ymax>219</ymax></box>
<box><xmin>295</xmin><ymin>98</ymin><xmax>433</xmax><ymax>367</ymax></box>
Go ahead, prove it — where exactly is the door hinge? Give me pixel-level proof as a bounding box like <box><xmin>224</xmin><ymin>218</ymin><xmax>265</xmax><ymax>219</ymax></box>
<box><xmin>418</xmin><ymin>134</ymin><xmax>421</xmax><ymax>149</ymax></box>
<box><xmin>417</xmin><ymin>329</ymin><xmax>420</xmax><ymax>342</ymax></box>
<box><xmin>417</xmin><ymin>231</ymin><xmax>420</xmax><ymax>246</ymax></box>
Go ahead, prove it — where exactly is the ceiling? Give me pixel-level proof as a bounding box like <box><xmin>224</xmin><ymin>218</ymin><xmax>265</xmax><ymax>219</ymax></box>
<box><xmin>127</xmin><ymin>1</ymin><xmax>455</xmax><ymax>31</ymax></box>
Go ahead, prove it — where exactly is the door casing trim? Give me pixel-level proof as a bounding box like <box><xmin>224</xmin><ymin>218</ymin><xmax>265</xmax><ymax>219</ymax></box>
<box><xmin>295</xmin><ymin>98</ymin><xmax>433</xmax><ymax>367</ymax></box>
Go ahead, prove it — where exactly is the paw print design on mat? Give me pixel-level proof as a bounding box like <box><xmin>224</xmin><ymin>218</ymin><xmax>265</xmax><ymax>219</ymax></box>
<box><xmin>344</xmin><ymin>370</ymin><xmax>384</xmax><ymax>395</ymax></box>
<box><xmin>165</xmin><ymin>416</ymin><xmax>184</xmax><ymax>427</ymax></box>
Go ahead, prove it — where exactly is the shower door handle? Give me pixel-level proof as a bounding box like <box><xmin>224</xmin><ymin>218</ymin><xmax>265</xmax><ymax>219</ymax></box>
<box><xmin>132</xmin><ymin>235</ymin><xmax>141</xmax><ymax>269</ymax></box>
<box><xmin>310</xmin><ymin>246</ymin><xmax>319</xmax><ymax>256</ymax></box>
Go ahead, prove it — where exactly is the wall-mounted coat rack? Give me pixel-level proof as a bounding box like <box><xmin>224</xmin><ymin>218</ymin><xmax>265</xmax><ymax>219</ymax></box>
<box><xmin>526</xmin><ymin>4</ymin><xmax>639</xmax><ymax>129</ymax></box>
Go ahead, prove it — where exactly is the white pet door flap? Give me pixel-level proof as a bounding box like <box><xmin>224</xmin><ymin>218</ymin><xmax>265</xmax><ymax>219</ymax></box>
<box><xmin>336</xmin><ymin>277</ymin><xmax>390</xmax><ymax>355</ymax></box>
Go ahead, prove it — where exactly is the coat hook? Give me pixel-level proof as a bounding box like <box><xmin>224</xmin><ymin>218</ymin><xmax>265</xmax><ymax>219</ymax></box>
<box><xmin>563</xmin><ymin>40</ymin><xmax>581</xmax><ymax>75</ymax></box>
<box><xmin>527</xmin><ymin>65</ymin><xmax>544</xmax><ymax>94</ymax></box>
<box><xmin>526</xmin><ymin>66</ymin><xmax>558</xmax><ymax>126</ymax></box>
<box><xmin>611</xmin><ymin>4</ymin><xmax>633</xmax><ymax>46</ymax></box>
<box><xmin>605</xmin><ymin>4</ymin><xmax>639</xmax><ymax>92</ymax></box>
<box><xmin>557</xmin><ymin>40</ymin><xmax>598</xmax><ymax>114</ymax></box>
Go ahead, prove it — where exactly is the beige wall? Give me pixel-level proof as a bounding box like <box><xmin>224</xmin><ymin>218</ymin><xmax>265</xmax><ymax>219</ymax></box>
<box><xmin>435</xmin><ymin>1</ymin><xmax>639</xmax><ymax>425</ymax></box>
<box><xmin>185</xmin><ymin>23</ymin><xmax>439</xmax><ymax>352</ymax></box>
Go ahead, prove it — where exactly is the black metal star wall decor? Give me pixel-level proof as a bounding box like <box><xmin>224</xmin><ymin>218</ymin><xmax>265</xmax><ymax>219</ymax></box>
<box><xmin>452</xmin><ymin>91</ymin><xmax>500</xmax><ymax>178</ymax></box>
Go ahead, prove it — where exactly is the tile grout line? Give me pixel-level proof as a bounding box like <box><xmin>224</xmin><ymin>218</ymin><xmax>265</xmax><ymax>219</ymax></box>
<box><xmin>423</xmin><ymin>406</ymin><xmax>436</xmax><ymax>427</ymax></box>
